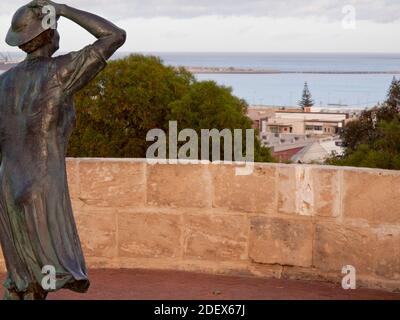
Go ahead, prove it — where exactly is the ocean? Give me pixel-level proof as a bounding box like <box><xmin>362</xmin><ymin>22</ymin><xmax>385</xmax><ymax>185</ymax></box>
<box><xmin>143</xmin><ymin>52</ymin><xmax>400</xmax><ymax>109</ymax></box>
<box><xmin>3</xmin><ymin>52</ymin><xmax>400</xmax><ymax>109</ymax></box>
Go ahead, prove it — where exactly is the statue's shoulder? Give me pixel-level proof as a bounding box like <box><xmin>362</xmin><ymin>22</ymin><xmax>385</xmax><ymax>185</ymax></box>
<box><xmin>0</xmin><ymin>71</ymin><xmax>7</xmax><ymax>112</ymax></box>
<box><xmin>0</xmin><ymin>64</ymin><xmax>21</xmax><ymax>83</ymax></box>
<box><xmin>0</xmin><ymin>68</ymin><xmax>13</xmax><ymax>88</ymax></box>
<box><xmin>0</xmin><ymin>68</ymin><xmax>12</xmax><ymax>80</ymax></box>
<box><xmin>0</xmin><ymin>66</ymin><xmax>23</xmax><ymax>111</ymax></box>
<box><xmin>52</xmin><ymin>45</ymin><xmax>106</xmax><ymax>69</ymax></box>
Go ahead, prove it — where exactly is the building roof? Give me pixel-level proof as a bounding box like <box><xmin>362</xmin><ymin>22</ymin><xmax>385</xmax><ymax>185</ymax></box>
<box><xmin>276</xmin><ymin>111</ymin><xmax>349</xmax><ymax>117</ymax></box>
<box><xmin>291</xmin><ymin>138</ymin><xmax>344</xmax><ymax>163</ymax></box>
<box><xmin>273</xmin><ymin>147</ymin><xmax>306</xmax><ymax>162</ymax></box>
<box><xmin>247</xmin><ymin>107</ymin><xmax>275</xmax><ymax>121</ymax></box>
<box><xmin>304</xmin><ymin>120</ymin><xmax>345</xmax><ymax>124</ymax></box>
<box><xmin>268</xmin><ymin>124</ymin><xmax>293</xmax><ymax>127</ymax></box>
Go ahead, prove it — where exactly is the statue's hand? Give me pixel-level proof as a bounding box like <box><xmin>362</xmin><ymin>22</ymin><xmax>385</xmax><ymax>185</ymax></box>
<box><xmin>28</xmin><ymin>0</ymin><xmax>63</xmax><ymax>15</ymax></box>
<box><xmin>28</xmin><ymin>0</ymin><xmax>55</xmax><ymax>8</ymax></box>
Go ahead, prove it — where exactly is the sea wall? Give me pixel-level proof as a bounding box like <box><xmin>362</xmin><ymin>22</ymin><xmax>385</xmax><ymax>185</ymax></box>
<box><xmin>1</xmin><ymin>159</ymin><xmax>399</xmax><ymax>292</ymax></box>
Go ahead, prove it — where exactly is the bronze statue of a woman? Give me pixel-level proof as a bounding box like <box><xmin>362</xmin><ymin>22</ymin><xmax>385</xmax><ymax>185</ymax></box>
<box><xmin>0</xmin><ymin>1</ymin><xmax>126</xmax><ymax>299</ymax></box>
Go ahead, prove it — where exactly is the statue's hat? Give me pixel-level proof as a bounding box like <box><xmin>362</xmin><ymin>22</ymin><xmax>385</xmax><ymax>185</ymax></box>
<box><xmin>6</xmin><ymin>4</ymin><xmax>58</xmax><ymax>47</ymax></box>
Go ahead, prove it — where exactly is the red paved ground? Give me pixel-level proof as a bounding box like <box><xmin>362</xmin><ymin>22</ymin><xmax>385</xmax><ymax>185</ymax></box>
<box><xmin>2</xmin><ymin>269</ymin><xmax>400</xmax><ymax>300</ymax></box>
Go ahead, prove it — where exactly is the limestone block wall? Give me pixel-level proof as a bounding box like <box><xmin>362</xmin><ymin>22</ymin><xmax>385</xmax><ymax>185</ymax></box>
<box><xmin>0</xmin><ymin>158</ymin><xmax>399</xmax><ymax>292</ymax></box>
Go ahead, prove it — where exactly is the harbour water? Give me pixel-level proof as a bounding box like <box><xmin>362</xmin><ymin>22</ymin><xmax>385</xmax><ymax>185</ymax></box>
<box><xmin>195</xmin><ymin>73</ymin><xmax>397</xmax><ymax>108</ymax></box>
<box><xmin>149</xmin><ymin>52</ymin><xmax>400</xmax><ymax>109</ymax></box>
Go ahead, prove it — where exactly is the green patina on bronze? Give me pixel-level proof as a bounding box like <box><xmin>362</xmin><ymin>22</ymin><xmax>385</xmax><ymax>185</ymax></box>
<box><xmin>0</xmin><ymin>1</ymin><xmax>126</xmax><ymax>300</ymax></box>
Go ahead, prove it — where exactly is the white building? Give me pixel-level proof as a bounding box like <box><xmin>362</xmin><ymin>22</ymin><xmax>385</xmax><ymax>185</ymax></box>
<box><xmin>266</xmin><ymin>111</ymin><xmax>349</xmax><ymax>136</ymax></box>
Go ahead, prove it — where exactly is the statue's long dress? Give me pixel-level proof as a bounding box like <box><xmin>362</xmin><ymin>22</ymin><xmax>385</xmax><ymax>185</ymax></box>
<box><xmin>0</xmin><ymin>45</ymin><xmax>106</xmax><ymax>293</ymax></box>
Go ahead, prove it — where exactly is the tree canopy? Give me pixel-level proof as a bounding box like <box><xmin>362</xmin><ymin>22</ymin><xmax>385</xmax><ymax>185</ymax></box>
<box><xmin>327</xmin><ymin>76</ymin><xmax>400</xmax><ymax>170</ymax></box>
<box><xmin>68</xmin><ymin>54</ymin><xmax>273</xmax><ymax>163</ymax></box>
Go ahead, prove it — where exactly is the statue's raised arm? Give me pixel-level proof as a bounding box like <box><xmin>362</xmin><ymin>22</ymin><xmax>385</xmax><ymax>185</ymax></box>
<box><xmin>38</xmin><ymin>1</ymin><xmax>126</xmax><ymax>60</ymax></box>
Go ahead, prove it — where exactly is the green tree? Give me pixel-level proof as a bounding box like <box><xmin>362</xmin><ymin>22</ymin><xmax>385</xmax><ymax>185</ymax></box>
<box><xmin>68</xmin><ymin>54</ymin><xmax>273</xmax><ymax>163</ymax></box>
<box><xmin>169</xmin><ymin>81</ymin><xmax>274</xmax><ymax>162</ymax></box>
<box><xmin>387</xmin><ymin>76</ymin><xmax>400</xmax><ymax>109</ymax></box>
<box><xmin>327</xmin><ymin>77</ymin><xmax>400</xmax><ymax>169</ymax></box>
<box><xmin>327</xmin><ymin>117</ymin><xmax>400</xmax><ymax>170</ymax></box>
<box><xmin>68</xmin><ymin>54</ymin><xmax>193</xmax><ymax>158</ymax></box>
<box><xmin>298</xmin><ymin>82</ymin><xmax>314</xmax><ymax>110</ymax></box>
<box><xmin>339</xmin><ymin>108</ymin><xmax>378</xmax><ymax>152</ymax></box>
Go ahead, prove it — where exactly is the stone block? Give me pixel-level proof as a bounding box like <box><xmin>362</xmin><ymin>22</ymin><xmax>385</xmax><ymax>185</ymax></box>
<box><xmin>147</xmin><ymin>164</ymin><xmax>211</xmax><ymax>208</ymax></box>
<box><xmin>118</xmin><ymin>212</ymin><xmax>182</xmax><ymax>259</ymax></box>
<box><xmin>249</xmin><ymin>216</ymin><xmax>313</xmax><ymax>267</ymax></box>
<box><xmin>212</xmin><ymin>165</ymin><xmax>276</xmax><ymax>214</ymax></box>
<box><xmin>183</xmin><ymin>214</ymin><xmax>248</xmax><ymax>261</ymax></box>
<box><xmin>277</xmin><ymin>166</ymin><xmax>297</xmax><ymax>215</ymax></box>
<box><xmin>312</xmin><ymin>167</ymin><xmax>340</xmax><ymax>218</ymax></box>
<box><xmin>79</xmin><ymin>160</ymin><xmax>146</xmax><ymax>207</ymax></box>
<box><xmin>343</xmin><ymin>170</ymin><xmax>400</xmax><ymax>225</ymax></box>
<box><xmin>75</xmin><ymin>208</ymin><xmax>117</xmax><ymax>258</ymax></box>
<box><xmin>314</xmin><ymin>222</ymin><xmax>400</xmax><ymax>280</ymax></box>
<box><xmin>66</xmin><ymin>159</ymin><xmax>79</xmax><ymax>200</ymax></box>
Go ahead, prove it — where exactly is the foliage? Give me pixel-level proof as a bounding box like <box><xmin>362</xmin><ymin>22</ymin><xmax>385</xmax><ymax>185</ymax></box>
<box><xmin>327</xmin><ymin>77</ymin><xmax>400</xmax><ymax>169</ymax></box>
<box><xmin>169</xmin><ymin>81</ymin><xmax>274</xmax><ymax>162</ymax></box>
<box><xmin>298</xmin><ymin>82</ymin><xmax>314</xmax><ymax>110</ymax></box>
<box><xmin>68</xmin><ymin>54</ymin><xmax>273</xmax><ymax>163</ymax></box>
<box><xmin>327</xmin><ymin>118</ymin><xmax>400</xmax><ymax>170</ymax></box>
<box><xmin>68</xmin><ymin>54</ymin><xmax>194</xmax><ymax>158</ymax></box>
<box><xmin>387</xmin><ymin>76</ymin><xmax>400</xmax><ymax>109</ymax></box>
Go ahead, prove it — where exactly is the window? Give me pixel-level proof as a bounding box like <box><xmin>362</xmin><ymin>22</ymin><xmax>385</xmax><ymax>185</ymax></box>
<box><xmin>306</xmin><ymin>125</ymin><xmax>323</xmax><ymax>131</ymax></box>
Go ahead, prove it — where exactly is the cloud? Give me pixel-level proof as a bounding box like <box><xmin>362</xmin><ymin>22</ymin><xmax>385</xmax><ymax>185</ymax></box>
<box><xmin>1</xmin><ymin>0</ymin><xmax>400</xmax><ymax>23</ymax></box>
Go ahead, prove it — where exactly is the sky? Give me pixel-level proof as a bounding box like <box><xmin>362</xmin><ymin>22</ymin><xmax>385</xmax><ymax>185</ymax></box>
<box><xmin>1</xmin><ymin>0</ymin><xmax>400</xmax><ymax>53</ymax></box>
